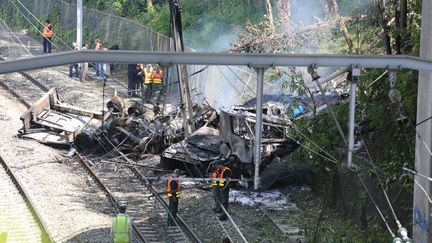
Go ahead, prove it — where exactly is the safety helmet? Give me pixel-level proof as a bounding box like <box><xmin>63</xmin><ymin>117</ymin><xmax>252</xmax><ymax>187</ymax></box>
<box><xmin>211</xmin><ymin>159</ymin><xmax>224</xmax><ymax>168</ymax></box>
<box><xmin>118</xmin><ymin>202</ymin><xmax>127</xmax><ymax>213</ymax></box>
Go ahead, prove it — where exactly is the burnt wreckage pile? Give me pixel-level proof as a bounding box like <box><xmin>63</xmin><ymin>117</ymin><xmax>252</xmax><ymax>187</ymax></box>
<box><xmin>18</xmin><ymin>89</ymin><xmax>342</xmax><ymax>189</ymax></box>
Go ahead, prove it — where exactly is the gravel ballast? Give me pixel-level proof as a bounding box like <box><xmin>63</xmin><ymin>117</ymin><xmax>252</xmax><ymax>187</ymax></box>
<box><xmin>0</xmin><ymin>88</ymin><xmax>113</xmax><ymax>242</ymax></box>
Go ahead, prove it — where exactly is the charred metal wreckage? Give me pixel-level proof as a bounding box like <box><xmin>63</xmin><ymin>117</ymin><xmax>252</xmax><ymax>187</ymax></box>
<box><xmin>18</xmin><ymin>88</ymin><xmax>342</xmax><ymax>189</ymax></box>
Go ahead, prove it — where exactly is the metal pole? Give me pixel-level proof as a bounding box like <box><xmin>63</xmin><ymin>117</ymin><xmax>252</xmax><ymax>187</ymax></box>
<box><xmin>413</xmin><ymin>0</ymin><xmax>432</xmax><ymax>241</ymax></box>
<box><xmin>254</xmin><ymin>67</ymin><xmax>265</xmax><ymax>190</ymax></box>
<box><xmin>347</xmin><ymin>68</ymin><xmax>360</xmax><ymax>169</ymax></box>
<box><xmin>347</xmin><ymin>80</ymin><xmax>357</xmax><ymax>168</ymax></box>
<box><xmin>169</xmin><ymin>0</ymin><xmax>195</xmax><ymax>136</ymax></box>
<box><xmin>76</xmin><ymin>0</ymin><xmax>83</xmax><ymax>50</ymax></box>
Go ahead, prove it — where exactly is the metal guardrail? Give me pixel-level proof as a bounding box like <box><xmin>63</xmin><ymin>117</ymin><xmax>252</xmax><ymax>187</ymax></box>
<box><xmin>2</xmin><ymin>51</ymin><xmax>432</xmax><ymax>73</ymax></box>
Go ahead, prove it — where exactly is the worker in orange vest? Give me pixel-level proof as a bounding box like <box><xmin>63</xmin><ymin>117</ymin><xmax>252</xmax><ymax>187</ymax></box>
<box><xmin>167</xmin><ymin>169</ymin><xmax>181</xmax><ymax>226</ymax></box>
<box><xmin>210</xmin><ymin>162</ymin><xmax>221</xmax><ymax>214</ymax></box>
<box><xmin>142</xmin><ymin>64</ymin><xmax>154</xmax><ymax>102</ymax></box>
<box><xmin>210</xmin><ymin>159</ymin><xmax>232</xmax><ymax>221</ymax></box>
<box><xmin>149</xmin><ymin>67</ymin><xmax>163</xmax><ymax>102</ymax></box>
<box><xmin>42</xmin><ymin>20</ymin><xmax>53</xmax><ymax>54</ymax></box>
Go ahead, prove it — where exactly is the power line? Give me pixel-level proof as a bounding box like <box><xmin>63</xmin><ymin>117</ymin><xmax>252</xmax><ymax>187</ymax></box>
<box><xmin>8</xmin><ymin>0</ymin><xmax>62</xmax><ymax>50</ymax></box>
<box><xmin>270</xmin><ymin>125</ymin><xmax>339</xmax><ymax>164</ymax></box>
<box><xmin>290</xmin><ymin>122</ymin><xmax>340</xmax><ymax>163</ymax></box>
<box><xmin>416</xmin><ymin>115</ymin><xmax>432</xmax><ymax>127</ymax></box>
<box><xmin>360</xmin><ymin>133</ymin><xmax>402</xmax><ymax>229</ymax></box>
<box><xmin>13</xmin><ymin>0</ymin><xmax>70</xmax><ymax>48</ymax></box>
<box><xmin>358</xmin><ymin>175</ymin><xmax>396</xmax><ymax>238</ymax></box>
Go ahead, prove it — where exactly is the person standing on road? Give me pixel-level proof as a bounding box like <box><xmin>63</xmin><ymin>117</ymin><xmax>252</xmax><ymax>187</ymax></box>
<box><xmin>136</xmin><ymin>64</ymin><xmax>145</xmax><ymax>97</ymax></box>
<box><xmin>68</xmin><ymin>42</ymin><xmax>79</xmax><ymax>79</ymax></box>
<box><xmin>111</xmin><ymin>203</ymin><xmax>131</xmax><ymax>243</ymax></box>
<box><xmin>80</xmin><ymin>43</ymin><xmax>89</xmax><ymax>81</ymax></box>
<box><xmin>143</xmin><ymin>64</ymin><xmax>154</xmax><ymax>103</ymax></box>
<box><xmin>167</xmin><ymin>169</ymin><xmax>181</xmax><ymax>226</ymax></box>
<box><xmin>127</xmin><ymin>64</ymin><xmax>139</xmax><ymax>97</ymax></box>
<box><xmin>210</xmin><ymin>160</ymin><xmax>222</xmax><ymax>214</ymax></box>
<box><xmin>150</xmin><ymin>66</ymin><xmax>164</xmax><ymax>102</ymax></box>
<box><xmin>95</xmin><ymin>39</ymin><xmax>105</xmax><ymax>80</ymax></box>
<box><xmin>42</xmin><ymin>20</ymin><xmax>53</xmax><ymax>54</ymax></box>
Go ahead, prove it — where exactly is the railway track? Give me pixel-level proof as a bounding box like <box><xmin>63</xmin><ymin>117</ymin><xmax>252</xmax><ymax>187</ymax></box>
<box><xmin>0</xmin><ymin>65</ymin><xmax>200</xmax><ymax>242</ymax></box>
<box><xmin>261</xmin><ymin>206</ymin><xmax>305</xmax><ymax>242</ymax></box>
<box><xmin>76</xmin><ymin>153</ymin><xmax>201</xmax><ymax>243</ymax></box>
<box><xmin>0</xmin><ymin>155</ymin><xmax>52</xmax><ymax>242</ymax></box>
<box><xmin>0</xmin><ymin>55</ymin><xmax>51</xmax><ymax>108</ymax></box>
<box><xmin>0</xmin><ymin>46</ymin><xmax>200</xmax><ymax>243</ymax></box>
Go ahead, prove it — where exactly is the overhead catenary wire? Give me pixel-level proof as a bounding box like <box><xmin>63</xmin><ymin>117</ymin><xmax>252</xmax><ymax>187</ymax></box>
<box><xmin>416</xmin><ymin>115</ymin><xmax>432</xmax><ymax>127</ymax></box>
<box><xmin>413</xmin><ymin>178</ymin><xmax>432</xmax><ymax>204</ymax></box>
<box><xmin>13</xmin><ymin>0</ymin><xmax>71</xmax><ymax>48</ymax></box>
<box><xmin>0</xmin><ymin>17</ymin><xmax>33</xmax><ymax>56</ymax></box>
<box><xmin>269</xmin><ymin>124</ymin><xmax>340</xmax><ymax>164</ymax></box>
<box><xmin>312</xmin><ymin>164</ymin><xmax>338</xmax><ymax>242</ymax></box>
<box><xmin>360</xmin><ymin>132</ymin><xmax>403</xmax><ymax>229</ymax></box>
<box><xmin>8</xmin><ymin>0</ymin><xmax>62</xmax><ymax>51</ymax></box>
<box><xmin>290</xmin><ymin>121</ymin><xmax>340</xmax><ymax>163</ymax></box>
<box><xmin>163</xmin><ymin>120</ymin><xmax>248</xmax><ymax>242</ymax></box>
<box><xmin>358</xmin><ymin>175</ymin><xmax>396</xmax><ymax>238</ymax></box>
<box><xmin>10</xmin><ymin>0</ymin><xmax>131</xmax><ymax>91</ymax></box>
<box><xmin>7</xmin><ymin>0</ymin><xmax>404</xmax><ymax>239</ymax></box>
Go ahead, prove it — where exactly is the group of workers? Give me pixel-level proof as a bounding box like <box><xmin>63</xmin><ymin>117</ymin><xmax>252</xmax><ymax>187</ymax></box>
<box><xmin>42</xmin><ymin>20</ymin><xmax>114</xmax><ymax>81</ymax></box>
<box><xmin>111</xmin><ymin>158</ymin><xmax>233</xmax><ymax>243</ymax></box>
<box><xmin>128</xmin><ymin>63</ymin><xmax>164</xmax><ymax>102</ymax></box>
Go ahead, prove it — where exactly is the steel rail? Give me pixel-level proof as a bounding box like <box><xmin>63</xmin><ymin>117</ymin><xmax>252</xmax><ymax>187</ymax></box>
<box><xmin>0</xmin><ymin>56</ymin><xmax>50</xmax><ymax>92</ymax></box>
<box><xmin>0</xmin><ymin>80</ymin><xmax>31</xmax><ymax>108</ymax></box>
<box><xmin>128</xmin><ymin>166</ymin><xmax>202</xmax><ymax>243</ymax></box>
<box><xmin>0</xmin><ymin>68</ymin><xmax>147</xmax><ymax>242</ymax></box>
<box><xmin>75</xmin><ymin>152</ymin><xmax>148</xmax><ymax>243</ymax></box>
<box><xmin>0</xmin><ymin>155</ymin><xmax>53</xmax><ymax>242</ymax></box>
<box><xmin>1</xmin><ymin>51</ymin><xmax>432</xmax><ymax>74</ymax></box>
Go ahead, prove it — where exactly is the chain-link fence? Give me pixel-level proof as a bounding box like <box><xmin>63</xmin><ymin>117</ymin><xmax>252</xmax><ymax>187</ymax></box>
<box><xmin>0</xmin><ymin>0</ymin><xmax>257</xmax><ymax>110</ymax></box>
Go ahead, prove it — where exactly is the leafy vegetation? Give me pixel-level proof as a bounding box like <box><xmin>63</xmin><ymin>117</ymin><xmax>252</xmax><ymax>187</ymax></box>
<box><xmin>1</xmin><ymin>0</ymin><xmax>425</xmax><ymax>240</ymax></box>
<box><xmin>64</xmin><ymin>0</ymin><xmax>265</xmax><ymax>48</ymax></box>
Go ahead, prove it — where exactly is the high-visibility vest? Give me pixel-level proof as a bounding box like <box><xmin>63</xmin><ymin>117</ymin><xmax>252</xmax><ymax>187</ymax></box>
<box><xmin>167</xmin><ymin>176</ymin><xmax>181</xmax><ymax>198</ymax></box>
<box><xmin>144</xmin><ymin>69</ymin><xmax>153</xmax><ymax>84</ymax></box>
<box><xmin>211</xmin><ymin>171</ymin><xmax>219</xmax><ymax>187</ymax></box>
<box><xmin>112</xmin><ymin>214</ymin><xmax>130</xmax><ymax>243</ymax></box>
<box><xmin>153</xmin><ymin>71</ymin><xmax>163</xmax><ymax>84</ymax></box>
<box><xmin>219</xmin><ymin>167</ymin><xmax>231</xmax><ymax>187</ymax></box>
<box><xmin>43</xmin><ymin>25</ymin><xmax>53</xmax><ymax>38</ymax></box>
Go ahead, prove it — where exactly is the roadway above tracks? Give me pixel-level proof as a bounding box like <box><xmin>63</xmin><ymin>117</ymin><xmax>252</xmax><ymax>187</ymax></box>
<box><xmin>1</xmin><ymin>50</ymin><xmax>432</xmax><ymax>74</ymax></box>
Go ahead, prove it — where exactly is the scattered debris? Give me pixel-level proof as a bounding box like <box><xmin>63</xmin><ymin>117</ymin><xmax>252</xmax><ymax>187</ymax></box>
<box><xmin>229</xmin><ymin>189</ymin><xmax>296</xmax><ymax>208</ymax></box>
<box><xmin>18</xmin><ymin>88</ymin><xmax>106</xmax><ymax>145</ymax></box>
<box><xmin>18</xmin><ymin>87</ymin><xmax>342</xmax><ymax>190</ymax></box>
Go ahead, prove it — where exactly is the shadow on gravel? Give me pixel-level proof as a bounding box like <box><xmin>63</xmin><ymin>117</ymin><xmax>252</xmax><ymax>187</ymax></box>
<box><xmin>64</xmin><ymin>227</ymin><xmax>112</xmax><ymax>243</ymax></box>
<box><xmin>67</xmin><ymin>161</ymin><xmax>115</xmax><ymax>216</ymax></box>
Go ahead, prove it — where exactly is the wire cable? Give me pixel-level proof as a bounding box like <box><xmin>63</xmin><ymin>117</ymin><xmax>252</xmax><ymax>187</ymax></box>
<box><xmin>268</xmin><ymin>124</ymin><xmax>340</xmax><ymax>164</ymax></box>
<box><xmin>10</xmin><ymin>0</ymin><xmax>131</xmax><ymax>91</ymax></box>
<box><xmin>413</xmin><ymin>178</ymin><xmax>432</xmax><ymax>204</ymax></box>
<box><xmin>13</xmin><ymin>0</ymin><xmax>71</xmax><ymax>48</ymax></box>
<box><xmin>360</xmin><ymin>133</ymin><xmax>402</xmax><ymax>228</ymax></box>
<box><xmin>290</xmin><ymin>122</ymin><xmax>340</xmax><ymax>163</ymax></box>
<box><xmin>416</xmin><ymin>115</ymin><xmax>432</xmax><ymax>127</ymax></box>
<box><xmin>8</xmin><ymin>0</ymin><xmax>62</xmax><ymax>51</ymax></box>
<box><xmin>358</xmin><ymin>175</ymin><xmax>396</xmax><ymax>238</ymax></box>
<box><xmin>0</xmin><ymin>17</ymin><xmax>33</xmax><ymax>56</ymax></box>
<box><xmin>312</xmin><ymin>165</ymin><xmax>338</xmax><ymax>242</ymax></box>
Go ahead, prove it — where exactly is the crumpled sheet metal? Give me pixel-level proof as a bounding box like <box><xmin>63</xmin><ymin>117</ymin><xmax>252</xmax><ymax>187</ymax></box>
<box><xmin>162</xmin><ymin>126</ymin><xmax>223</xmax><ymax>164</ymax></box>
